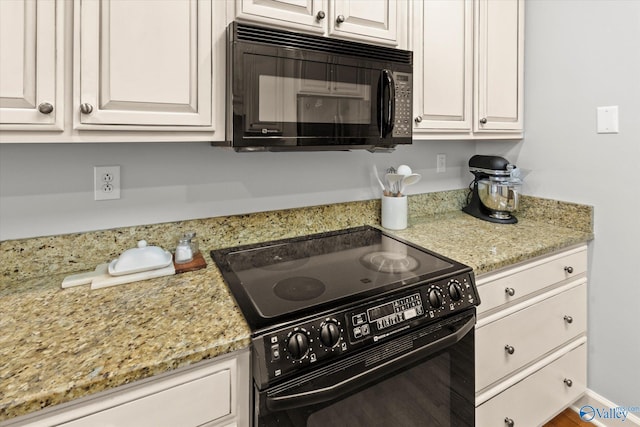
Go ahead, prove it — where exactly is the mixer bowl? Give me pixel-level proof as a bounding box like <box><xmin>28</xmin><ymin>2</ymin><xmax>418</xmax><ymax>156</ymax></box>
<box><xmin>478</xmin><ymin>179</ymin><xmax>521</xmax><ymax>218</ymax></box>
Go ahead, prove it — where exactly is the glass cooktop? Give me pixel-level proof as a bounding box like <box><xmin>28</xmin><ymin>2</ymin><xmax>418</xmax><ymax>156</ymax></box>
<box><xmin>211</xmin><ymin>226</ymin><xmax>465</xmax><ymax>331</ymax></box>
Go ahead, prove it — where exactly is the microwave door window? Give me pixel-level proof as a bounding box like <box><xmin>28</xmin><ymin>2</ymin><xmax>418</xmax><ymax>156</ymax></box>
<box><xmin>245</xmin><ymin>54</ymin><xmax>378</xmax><ymax>144</ymax></box>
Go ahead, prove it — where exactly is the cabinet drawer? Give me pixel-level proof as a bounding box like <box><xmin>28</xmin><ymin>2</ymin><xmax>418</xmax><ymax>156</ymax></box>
<box><xmin>476</xmin><ymin>246</ymin><xmax>587</xmax><ymax>315</ymax></box>
<box><xmin>476</xmin><ymin>281</ymin><xmax>586</xmax><ymax>391</ymax></box>
<box><xmin>476</xmin><ymin>343</ymin><xmax>587</xmax><ymax>427</ymax></box>
<box><xmin>60</xmin><ymin>369</ymin><xmax>231</xmax><ymax>427</ymax></box>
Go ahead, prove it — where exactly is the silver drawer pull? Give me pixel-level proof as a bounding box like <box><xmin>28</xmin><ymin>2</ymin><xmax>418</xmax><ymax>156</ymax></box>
<box><xmin>564</xmin><ymin>266</ymin><xmax>574</xmax><ymax>274</ymax></box>
<box><xmin>505</xmin><ymin>287</ymin><xmax>516</xmax><ymax>297</ymax></box>
<box><xmin>564</xmin><ymin>378</ymin><xmax>573</xmax><ymax>387</ymax></box>
<box><xmin>564</xmin><ymin>315</ymin><xmax>573</xmax><ymax>324</ymax></box>
<box><xmin>505</xmin><ymin>417</ymin><xmax>515</xmax><ymax>427</ymax></box>
<box><xmin>504</xmin><ymin>345</ymin><xmax>515</xmax><ymax>355</ymax></box>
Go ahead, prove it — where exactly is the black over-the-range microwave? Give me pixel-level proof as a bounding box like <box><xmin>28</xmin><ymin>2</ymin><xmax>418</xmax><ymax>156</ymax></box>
<box><xmin>215</xmin><ymin>22</ymin><xmax>413</xmax><ymax>152</ymax></box>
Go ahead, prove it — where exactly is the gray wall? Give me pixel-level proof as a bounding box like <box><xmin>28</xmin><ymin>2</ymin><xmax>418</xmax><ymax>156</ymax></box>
<box><xmin>0</xmin><ymin>141</ymin><xmax>475</xmax><ymax>240</ymax></box>
<box><xmin>479</xmin><ymin>0</ymin><xmax>640</xmax><ymax>407</ymax></box>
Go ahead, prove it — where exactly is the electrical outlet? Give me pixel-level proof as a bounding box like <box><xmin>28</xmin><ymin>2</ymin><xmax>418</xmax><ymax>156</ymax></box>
<box><xmin>94</xmin><ymin>166</ymin><xmax>121</xmax><ymax>200</ymax></box>
<box><xmin>436</xmin><ymin>154</ymin><xmax>446</xmax><ymax>173</ymax></box>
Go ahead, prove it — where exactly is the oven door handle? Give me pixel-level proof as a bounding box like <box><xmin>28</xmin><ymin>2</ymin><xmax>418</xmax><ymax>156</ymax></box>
<box><xmin>265</xmin><ymin>314</ymin><xmax>475</xmax><ymax>412</ymax></box>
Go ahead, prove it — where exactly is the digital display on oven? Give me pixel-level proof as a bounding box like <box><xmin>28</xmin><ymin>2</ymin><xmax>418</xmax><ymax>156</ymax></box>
<box><xmin>367</xmin><ymin>303</ymin><xmax>395</xmax><ymax>322</ymax></box>
<box><xmin>397</xmin><ymin>74</ymin><xmax>409</xmax><ymax>82</ymax></box>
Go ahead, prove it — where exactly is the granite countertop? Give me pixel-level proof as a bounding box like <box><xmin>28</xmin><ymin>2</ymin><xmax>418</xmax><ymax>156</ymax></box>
<box><xmin>0</xmin><ymin>194</ymin><xmax>594</xmax><ymax>422</ymax></box>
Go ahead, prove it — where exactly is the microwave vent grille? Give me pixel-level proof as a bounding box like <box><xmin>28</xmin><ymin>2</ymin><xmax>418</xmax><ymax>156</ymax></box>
<box><xmin>233</xmin><ymin>23</ymin><xmax>412</xmax><ymax>65</ymax></box>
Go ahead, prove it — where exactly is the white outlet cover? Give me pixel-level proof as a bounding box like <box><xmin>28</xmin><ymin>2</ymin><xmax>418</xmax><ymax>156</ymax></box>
<box><xmin>597</xmin><ymin>106</ymin><xmax>619</xmax><ymax>134</ymax></box>
<box><xmin>94</xmin><ymin>166</ymin><xmax>121</xmax><ymax>201</ymax></box>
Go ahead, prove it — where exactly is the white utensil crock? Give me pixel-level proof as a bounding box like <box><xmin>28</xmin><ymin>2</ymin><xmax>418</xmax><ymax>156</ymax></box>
<box><xmin>381</xmin><ymin>195</ymin><xmax>408</xmax><ymax>230</ymax></box>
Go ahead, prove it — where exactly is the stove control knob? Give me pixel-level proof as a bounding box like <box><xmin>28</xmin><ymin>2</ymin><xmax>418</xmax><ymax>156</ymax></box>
<box><xmin>448</xmin><ymin>281</ymin><xmax>463</xmax><ymax>301</ymax></box>
<box><xmin>320</xmin><ymin>321</ymin><xmax>341</xmax><ymax>348</ymax></box>
<box><xmin>286</xmin><ymin>331</ymin><xmax>309</xmax><ymax>360</ymax></box>
<box><xmin>428</xmin><ymin>289</ymin><xmax>443</xmax><ymax>308</ymax></box>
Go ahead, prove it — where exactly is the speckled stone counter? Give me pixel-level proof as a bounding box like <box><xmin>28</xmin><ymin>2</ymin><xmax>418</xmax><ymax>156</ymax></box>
<box><xmin>0</xmin><ymin>190</ymin><xmax>593</xmax><ymax>422</ymax></box>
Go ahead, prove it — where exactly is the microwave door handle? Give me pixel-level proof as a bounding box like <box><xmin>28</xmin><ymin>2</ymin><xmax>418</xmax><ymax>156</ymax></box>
<box><xmin>382</xmin><ymin>69</ymin><xmax>395</xmax><ymax>137</ymax></box>
<box><xmin>265</xmin><ymin>314</ymin><xmax>475</xmax><ymax>412</ymax></box>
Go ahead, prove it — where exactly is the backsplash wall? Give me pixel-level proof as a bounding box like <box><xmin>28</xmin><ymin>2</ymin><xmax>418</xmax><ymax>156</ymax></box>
<box><xmin>0</xmin><ymin>140</ymin><xmax>476</xmax><ymax>240</ymax></box>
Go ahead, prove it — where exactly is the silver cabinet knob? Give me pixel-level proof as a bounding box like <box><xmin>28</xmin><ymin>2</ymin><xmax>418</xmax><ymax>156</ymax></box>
<box><xmin>564</xmin><ymin>266</ymin><xmax>574</xmax><ymax>274</ymax></box>
<box><xmin>480</xmin><ymin>118</ymin><xmax>488</xmax><ymax>124</ymax></box>
<box><xmin>564</xmin><ymin>378</ymin><xmax>573</xmax><ymax>387</ymax></box>
<box><xmin>316</xmin><ymin>11</ymin><xmax>325</xmax><ymax>20</ymax></box>
<box><xmin>38</xmin><ymin>102</ymin><xmax>54</xmax><ymax>114</ymax></box>
<box><xmin>505</xmin><ymin>287</ymin><xmax>516</xmax><ymax>297</ymax></box>
<box><xmin>336</xmin><ymin>15</ymin><xmax>345</xmax><ymax>24</ymax></box>
<box><xmin>564</xmin><ymin>315</ymin><xmax>573</xmax><ymax>324</ymax></box>
<box><xmin>505</xmin><ymin>345</ymin><xmax>515</xmax><ymax>355</ymax></box>
<box><xmin>80</xmin><ymin>103</ymin><xmax>94</xmax><ymax>114</ymax></box>
<box><xmin>505</xmin><ymin>417</ymin><xmax>515</xmax><ymax>427</ymax></box>
<box><xmin>414</xmin><ymin>116</ymin><xmax>423</xmax><ymax>123</ymax></box>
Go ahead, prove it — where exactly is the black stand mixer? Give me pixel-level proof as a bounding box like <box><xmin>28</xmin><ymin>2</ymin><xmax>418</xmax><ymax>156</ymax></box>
<box><xmin>462</xmin><ymin>155</ymin><xmax>522</xmax><ymax>224</ymax></box>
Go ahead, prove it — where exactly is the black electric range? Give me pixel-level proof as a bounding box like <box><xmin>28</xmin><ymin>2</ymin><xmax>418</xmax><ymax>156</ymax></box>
<box><xmin>212</xmin><ymin>226</ymin><xmax>480</xmax><ymax>426</ymax></box>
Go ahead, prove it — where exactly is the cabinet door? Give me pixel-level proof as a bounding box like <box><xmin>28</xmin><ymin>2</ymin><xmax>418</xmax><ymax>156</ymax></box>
<box><xmin>412</xmin><ymin>0</ymin><xmax>472</xmax><ymax>131</ymax></box>
<box><xmin>329</xmin><ymin>0</ymin><xmax>398</xmax><ymax>46</ymax></box>
<box><xmin>475</xmin><ymin>0</ymin><xmax>524</xmax><ymax>132</ymax></box>
<box><xmin>234</xmin><ymin>0</ymin><xmax>327</xmax><ymax>34</ymax></box>
<box><xmin>0</xmin><ymin>0</ymin><xmax>62</xmax><ymax>129</ymax></box>
<box><xmin>76</xmin><ymin>0</ymin><xmax>212</xmax><ymax>128</ymax></box>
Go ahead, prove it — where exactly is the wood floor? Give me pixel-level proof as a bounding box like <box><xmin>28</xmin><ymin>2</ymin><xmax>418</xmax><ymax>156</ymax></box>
<box><xmin>543</xmin><ymin>408</ymin><xmax>592</xmax><ymax>426</ymax></box>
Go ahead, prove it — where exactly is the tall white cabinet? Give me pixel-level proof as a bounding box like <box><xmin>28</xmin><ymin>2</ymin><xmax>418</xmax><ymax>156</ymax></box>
<box><xmin>0</xmin><ymin>0</ymin><xmax>64</xmax><ymax>130</ymax></box>
<box><xmin>412</xmin><ymin>0</ymin><xmax>524</xmax><ymax>139</ymax></box>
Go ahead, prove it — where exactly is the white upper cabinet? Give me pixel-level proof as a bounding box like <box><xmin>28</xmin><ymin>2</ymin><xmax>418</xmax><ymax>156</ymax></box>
<box><xmin>75</xmin><ymin>0</ymin><xmax>213</xmax><ymax>128</ymax></box>
<box><xmin>412</xmin><ymin>0</ymin><xmax>473</xmax><ymax>132</ymax></box>
<box><xmin>475</xmin><ymin>0</ymin><xmax>524</xmax><ymax>132</ymax></box>
<box><xmin>232</xmin><ymin>0</ymin><xmax>405</xmax><ymax>47</ymax></box>
<box><xmin>0</xmin><ymin>0</ymin><xmax>63</xmax><ymax>130</ymax></box>
<box><xmin>412</xmin><ymin>0</ymin><xmax>523</xmax><ymax>138</ymax></box>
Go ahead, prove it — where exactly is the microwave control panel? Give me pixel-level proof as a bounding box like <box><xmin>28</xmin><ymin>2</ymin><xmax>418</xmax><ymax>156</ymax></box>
<box><xmin>392</xmin><ymin>72</ymin><xmax>413</xmax><ymax>137</ymax></box>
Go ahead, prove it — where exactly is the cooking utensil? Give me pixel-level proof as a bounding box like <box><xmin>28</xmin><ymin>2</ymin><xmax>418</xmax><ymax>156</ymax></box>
<box><xmin>397</xmin><ymin>164</ymin><xmax>412</xmax><ymax>176</ymax></box>
<box><xmin>385</xmin><ymin>173</ymin><xmax>404</xmax><ymax>196</ymax></box>
<box><xmin>399</xmin><ymin>173</ymin><xmax>421</xmax><ymax>194</ymax></box>
<box><xmin>372</xmin><ymin>164</ymin><xmax>387</xmax><ymax>194</ymax></box>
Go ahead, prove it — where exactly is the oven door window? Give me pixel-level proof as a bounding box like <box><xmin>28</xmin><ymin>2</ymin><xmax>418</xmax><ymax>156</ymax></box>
<box><xmin>242</xmin><ymin>54</ymin><xmax>379</xmax><ymax>144</ymax></box>
<box><xmin>257</xmin><ymin>314</ymin><xmax>475</xmax><ymax>427</ymax></box>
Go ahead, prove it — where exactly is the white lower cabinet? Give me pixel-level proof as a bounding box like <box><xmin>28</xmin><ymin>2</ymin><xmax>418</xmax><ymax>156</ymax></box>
<box><xmin>4</xmin><ymin>349</ymin><xmax>250</xmax><ymax>427</ymax></box>
<box><xmin>477</xmin><ymin>342</ymin><xmax>587</xmax><ymax>427</ymax></box>
<box><xmin>475</xmin><ymin>245</ymin><xmax>588</xmax><ymax>425</ymax></box>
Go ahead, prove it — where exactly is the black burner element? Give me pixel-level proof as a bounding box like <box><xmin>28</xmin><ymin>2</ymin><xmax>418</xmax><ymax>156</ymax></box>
<box><xmin>273</xmin><ymin>277</ymin><xmax>326</xmax><ymax>301</ymax></box>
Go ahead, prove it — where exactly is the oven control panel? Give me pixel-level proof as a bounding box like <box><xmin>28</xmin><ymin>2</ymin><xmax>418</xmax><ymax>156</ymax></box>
<box><xmin>253</xmin><ymin>272</ymin><xmax>477</xmax><ymax>388</ymax></box>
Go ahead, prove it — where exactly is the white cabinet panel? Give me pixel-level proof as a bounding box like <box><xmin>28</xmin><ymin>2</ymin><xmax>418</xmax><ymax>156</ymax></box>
<box><xmin>329</xmin><ymin>0</ymin><xmax>397</xmax><ymax>45</ymax></box>
<box><xmin>477</xmin><ymin>343</ymin><xmax>587</xmax><ymax>427</ymax></box>
<box><xmin>60</xmin><ymin>370</ymin><xmax>231</xmax><ymax>427</ymax></box>
<box><xmin>235</xmin><ymin>0</ymin><xmax>326</xmax><ymax>34</ymax></box>
<box><xmin>0</xmin><ymin>0</ymin><xmax>62</xmax><ymax>129</ymax></box>
<box><xmin>475</xmin><ymin>281</ymin><xmax>587</xmax><ymax>391</ymax></box>
<box><xmin>475</xmin><ymin>0</ymin><xmax>524</xmax><ymax>132</ymax></box>
<box><xmin>233</xmin><ymin>0</ymin><xmax>402</xmax><ymax>47</ymax></box>
<box><xmin>413</xmin><ymin>0</ymin><xmax>472</xmax><ymax>131</ymax></box>
<box><xmin>476</xmin><ymin>246</ymin><xmax>587</xmax><ymax>316</ymax></box>
<box><xmin>76</xmin><ymin>0</ymin><xmax>212</xmax><ymax>127</ymax></box>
